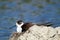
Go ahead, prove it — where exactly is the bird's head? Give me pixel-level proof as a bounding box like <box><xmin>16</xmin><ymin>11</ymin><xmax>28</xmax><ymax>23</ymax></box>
<box><xmin>16</xmin><ymin>20</ymin><xmax>24</xmax><ymax>27</ymax></box>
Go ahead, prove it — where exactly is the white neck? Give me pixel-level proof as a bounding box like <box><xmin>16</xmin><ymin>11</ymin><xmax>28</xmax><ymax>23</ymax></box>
<box><xmin>16</xmin><ymin>22</ymin><xmax>24</xmax><ymax>27</ymax></box>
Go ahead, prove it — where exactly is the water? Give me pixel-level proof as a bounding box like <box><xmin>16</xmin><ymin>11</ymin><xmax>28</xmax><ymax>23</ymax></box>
<box><xmin>0</xmin><ymin>0</ymin><xmax>60</xmax><ymax>40</ymax></box>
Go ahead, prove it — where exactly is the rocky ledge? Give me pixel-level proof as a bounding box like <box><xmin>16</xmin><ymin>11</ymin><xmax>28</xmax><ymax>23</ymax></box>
<box><xmin>9</xmin><ymin>25</ymin><xmax>60</xmax><ymax>40</ymax></box>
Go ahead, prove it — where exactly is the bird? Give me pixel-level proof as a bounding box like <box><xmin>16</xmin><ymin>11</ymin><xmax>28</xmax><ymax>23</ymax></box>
<box><xmin>9</xmin><ymin>20</ymin><xmax>34</xmax><ymax>33</ymax></box>
<box><xmin>10</xmin><ymin>20</ymin><xmax>53</xmax><ymax>33</ymax></box>
<box><xmin>16</xmin><ymin>20</ymin><xmax>34</xmax><ymax>33</ymax></box>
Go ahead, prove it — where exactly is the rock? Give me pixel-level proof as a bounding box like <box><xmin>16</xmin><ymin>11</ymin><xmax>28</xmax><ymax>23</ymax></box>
<box><xmin>9</xmin><ymin>25</ymin><xmax>60</xmax><ymax>40</ymax></box>
<box><xmin>55</xmin><ymin>27</ymin><xmax>60</xmax><ymax>34</ymax></box>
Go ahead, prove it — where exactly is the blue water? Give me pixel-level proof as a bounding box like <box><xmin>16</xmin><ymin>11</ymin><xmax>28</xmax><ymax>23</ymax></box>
<box><xmin>0</xmin><ymin>0</ymin><xmax>60</xmax><ymax>40</ymax></box>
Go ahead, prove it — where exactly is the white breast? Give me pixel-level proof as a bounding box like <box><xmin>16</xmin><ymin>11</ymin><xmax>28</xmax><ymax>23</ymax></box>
<box><xmin>17</xmin><ymin>27</ymin><xmax>22</xmax><ymax>33</ymax></box>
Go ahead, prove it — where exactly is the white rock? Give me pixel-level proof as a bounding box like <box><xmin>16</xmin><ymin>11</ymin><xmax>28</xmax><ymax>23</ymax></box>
<box><xmin>55</xmin><ymin>27</ymin><xmax>60</xmax><ymax>34</ymax></box>
<box><xmin>9</xmin><ymin>25</ymin><xmax>60</xmax><ymax>40</ymax></box>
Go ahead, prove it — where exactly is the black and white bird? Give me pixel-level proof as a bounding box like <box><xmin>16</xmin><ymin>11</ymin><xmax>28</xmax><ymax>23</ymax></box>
<box><xmin>9</xmin><ymin>20</ymin><xmax>53</xmax><ymax>33</ymax></box>
<box><xmin>16</xmin><ymin>20</ymin><xmax>34</xmax><ymax>33</ymax></box>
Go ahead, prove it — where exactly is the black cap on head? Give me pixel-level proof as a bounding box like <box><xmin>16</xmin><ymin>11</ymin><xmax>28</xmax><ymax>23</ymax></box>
<box><xmin>17</xmin><ymin>20</ymin><xmax>23</xmax><ymax>24</ymax></box>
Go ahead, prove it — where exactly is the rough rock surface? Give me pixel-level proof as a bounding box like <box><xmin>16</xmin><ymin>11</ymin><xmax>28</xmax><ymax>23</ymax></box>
<box><xmin>9</xmin><ymin>25</ymin><xmax>60</xmax><ymax>40</ymax></box>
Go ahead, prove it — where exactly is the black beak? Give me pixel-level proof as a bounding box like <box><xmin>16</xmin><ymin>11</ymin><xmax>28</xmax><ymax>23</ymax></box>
<box><xmin>9</xmin><ymin>25</ymin><xmax>16</xmax><ymax>29</ymax></box>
